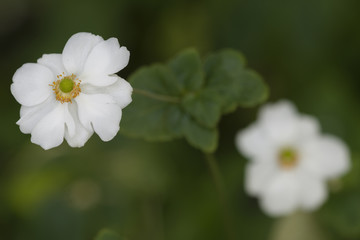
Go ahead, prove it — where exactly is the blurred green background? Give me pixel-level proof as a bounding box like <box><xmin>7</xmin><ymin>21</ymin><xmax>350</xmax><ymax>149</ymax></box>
<box><xmin>1</xmin><ymin>0</ymin><xmax>360</xmax><ymax>239</ymax></box>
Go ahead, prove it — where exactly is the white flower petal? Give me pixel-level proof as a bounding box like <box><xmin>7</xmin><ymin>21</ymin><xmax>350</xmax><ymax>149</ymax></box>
<box><xmin>300</xmin><ymin>135</ymin><xmax>350</xmax><ymax>179</ymax></box>
<box><xmin>37</xmin><ymin>54</ymin><xmax>66</xmax><ymax>76</ymax></box>
<box><xmin>80</xmin><ymin>74</ymin><xmax>118</xmax><ymax>87</ymax></box>
<box><xmin>75</xmin><ymin>93</ymin><xmax>122</xmax><ymax>141</ymax></box>
<box><xmin>17</xmin><ymin>96</ymin><xmax>57</xmax><ymax>134</ymax></box>
<box><xmin>297</xmin><ymin>115</ymin><xmax>320</xmax><ymax>141</ymax></box>
<box><xmin>11</xmin><ymin>63</ymin><xmax>53</xmax><ymax>106</ymax></box>
<box><xmin>245</xmin><ymin>162</ymin><xmax>278</xmax><ymax>196</ymax></box>
<box><xmin>62</xmin><ymin>32</ymin><xmax>103</xmax><ymax>75</ymax></box>
<box><xmin>64</xmin><ymin>103</ymin><xmax>75</xmax><ymax>138</ymax></box>
<box><xmin>30</xmin><ymin>103</ymin><xmax>66</xmax><ymax>150</ymax></box>
<box><xmin>99</xmin><ymin>77</ymin><xmax>133</xmax><ymax>108</ymax></box>
<box><xmin>81</xmin><ymin>77</ymin><xmax>133</xmax><ymax>108</ymax></box>
<box><xmin>64</xmin><ymin>103</ymin><xmax>93</xmax><ymax>147</ymax></box>
<box><xmin>298</xmin><ymin>174</ymin><xmax>327</xmax><ymax>211</ymax></box>
<box><xmin>235</xmin><ymin>123</ymin><xmax>276</xmax><ymax>161</ymax></box>
<box><xmin>260</xmin><ymin>172</ymin><xmax>300</xmax><ymax>217</ymax></box>
<box><xmin>83</xmin><ymin>38</ymin><xmax>129</xmax><ymax>79</ymax></box>
<box><xmin>258</xmin><ymin>100</ymin><xmax>299</xmax><ymax>146</ymax></box>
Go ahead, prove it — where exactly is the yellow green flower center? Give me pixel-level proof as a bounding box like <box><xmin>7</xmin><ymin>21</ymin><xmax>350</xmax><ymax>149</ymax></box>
<box><xmin>49</xmin><ymin>73</ymin><xmax>81</xmax><ymax>104</ymax></box>
<box><xmin>278</xmin><ymin>147</ymin><xmax>298</xmax><ymax>169</ymax></box>
<box><xmin>59</xmin><ymin>78</ymin><xmax>74</xmax><ymax>93</ymax></box>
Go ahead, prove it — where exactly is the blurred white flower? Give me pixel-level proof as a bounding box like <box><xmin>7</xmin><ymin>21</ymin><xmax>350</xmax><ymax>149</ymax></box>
<box><xmin>235</xmin><ymin>100</ymin><xmax>350</xmax><ymax>217</ymax></box>
<box><xmin>11</xmin><ymin>32</ymin><xmax>132</xmax><ymax>149</ymax></box>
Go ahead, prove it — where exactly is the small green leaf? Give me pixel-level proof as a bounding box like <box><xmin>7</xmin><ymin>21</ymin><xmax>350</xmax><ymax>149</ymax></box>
<box><xmin>205</xmin><ymin>69</ymin><xmax>239</xmax><ymax>113</ymax></box>
<box><xmin>181</xmin><ymin>89</ymin><xmax>222</xmax><ymax>128</ymax></box>
<box><xmin>204</xmin><ymin>49</ymin><xmax>268</xmax><ymax>113</ymax></box>
<box><xmin>121</xmin><ymin>97</ymin><xmax>182</xmax><ymax>141</ymax></box>
<box><xmin>129</xmin><ymin>64</ymin><xmax>181</xmax><ymax>96</ymax></box>
<box><xmin>236</xmin><ymin>70</ymin><xmax>269</xmax><ymax>107</ymax></box>
<box><xmin>121</xmin><ymin>48</ymin><xmax>267</xmax><ymax>153</ymax></box>
<box><xmin>94</xmin><ymin>229</ymin><xmax>124</xmax><ymax>240</ymax></box>
<box><xmin>121</xmin><ymin>65</ymin><xmax>183</xmax><ymax>141</ymax></box>
<box><xmin>204</xmin><ymin>48</ymin><xmax>246</xmax><ymax>74</ymax></box>
<box><xmin>168</xmin><ymin>48</ymin><xmax>204</xmax><ymax>92</ymax></box>
<box><xmin>317</xmin><ymin>191</ymin><xmax>360</xmax><ymax>238</ymax></box>
<box><xmin>183</xmin><ymin>116</ymin><xmax>218</xmax><ymax>153</ymax></box>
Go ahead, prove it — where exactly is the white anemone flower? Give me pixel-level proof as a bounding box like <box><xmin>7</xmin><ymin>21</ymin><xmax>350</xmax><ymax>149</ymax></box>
<box><xmin>11</xmin><ymin>32</ymin><xmax>133</xmax><ymax>150</ymax></box>
<box><xmin>235</xmin><ymin>100</ymin><xmax>350</xmax><ymax>217</ymax></box>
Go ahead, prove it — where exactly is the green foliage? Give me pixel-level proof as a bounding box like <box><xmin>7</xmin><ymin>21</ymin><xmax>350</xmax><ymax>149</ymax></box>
<box><xmin>204</xmin><ymin>49</ymin><xmax>267</xmax><ymax>112</ymax></box>
<box><xmin>94</xmin><ymin>229</ymin><xmax>124</xmax><ymax>240</ymax></box>
<box><xmin>317</xmin><ymin>191</ymin><xmax>360</xmax><ymax>239</ymax></box>
<box><xmin>121</xmin><ymin>49</ymin><xmax>268</xmax><ymax>152</ymax></box>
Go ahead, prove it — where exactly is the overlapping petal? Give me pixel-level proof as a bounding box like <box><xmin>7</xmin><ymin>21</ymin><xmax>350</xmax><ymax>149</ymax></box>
<box><xmin>31</xmin><ymin>103</ymin><xmax>71</xmax><ymax>150</ymax></box>
<box><xmin>17</xmin><ymin>96</ymin><xmax>57</xmax><ymax>134</ymax></box>
<box><xmin>11</xmin><ymin>63</ymin><xmax>53</xmax><ymax>106</ymax></box>
<box><xmin>236</xmin><ymin>123</ymin><xmax>276</xmax><ymax>161</ymax></box>
<box><xmin>258</xmin><ymin>100</ymin><xmax>299</xmax><ymax>146</ymax></box>
<box><xmin>81</xmin><ymin>77</ymin><xmax>133</xmax><ymax>108</ymax></box>
<box><xmin>64</xmin><ymin>103</ymin><xmax>76</xmax><ymax>138</ymax></box>
<box><xmin>62</xmin><ymin>32</ymin><xmax>103</xmax><ymax>75</ymax></box>
<box><xmin>298</xmin><ymin>174</ymin><xmax>327</xmax><ymax>210</ymax></box>
<box><xmin>80</xmin><ymin>74</ymin><xmax>119</xmax><ymax>87</ymax></box>
<box><xmin>37</xmin><ymin>54</ymin><xmax>66</xmax><ymax>76</ymax></box>
<box><xmin>300</xmin><ymin>135</ymin><xmax>350</xmax><ymax>179</ymax></box>
<box><xmin>75</xmin><ymin>93</ymin><xmax>122</xmax><ymax>141</ymax></box>
<box><xmin>245</xmin><ymin>162</ymin><xmax>278</xmax><ymax>196</ymax></box>
<box><xmin>260</xmin><ymin>172</ymin><xmax>300</xmax><ymax>217</ymax></box>
<box><xmin>64</xmin><ymin>103</ymin><xmax>93</xmax><ymax>147</ymax></box>
<box><xmin>83</xmin><ymin>38</ymin><xmax>129</xmax><ymax>78</ymax></box>
<box><xmin>297</xmin><ymin>115</ymin><xmax>320</xmax><ymax>141</ymax></box>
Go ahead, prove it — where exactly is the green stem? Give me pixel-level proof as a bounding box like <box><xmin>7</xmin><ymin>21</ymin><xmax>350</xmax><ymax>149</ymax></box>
<box><xmin>204</xmin><ymin>153</ymin><xmax>236</xmax><ymax>240</ymax></box>
<box><xmin>133</xmin><ymin>88</ymin><xmax>180</xmax><ymax>103</ymax></box>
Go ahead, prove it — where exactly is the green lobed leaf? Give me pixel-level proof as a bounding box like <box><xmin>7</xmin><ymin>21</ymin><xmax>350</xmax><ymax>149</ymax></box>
<box><xmin>121</xmin><ymin>48</ymin><xmax>267</xmax><ymax>152</ymax></box>
<box><xmin>236</xmin><ymin>70</ymin><xmax>268</xmax><ymax>107</ymax></box>
<box><xmin>181</xmin><ymin>89</ymin><xmax>222</xmax><ymax>128</ymax></box>
<box><xmin>168</xmin><ymin>48</ymin><xmax>204</xmax><ymax>92</ymax></box>
<box><xmin>204</xmin><ymin>49</ymin><xmax>268</xmax><ymax>113</ymax></box>
<box><xmin>203</xmin><ymin>49</ymin><xmax>245</xmax><ymax>113</ymax></box>
<box><xmin>121</xmin><ymin>65</ymin><xmax>183</xmax><ymax>141</ymax></box>
<box><xmin>94</xmin><ymin>229</ymin><xmax>124</xmax><ymax>240</ymax></box>
<box><xmin>204</xmin><ymin>49</ymin><xmax>246</xmax><ymax>75</ymax></box>
<box><xmin>129</xmin><ymin>64</ymin><xmax>181</xmax><ymax>96</ymax></box>
<box><xmin>182</xmin><ymin>116</ymin><xmax>218</xmax><ymax>153</ymax></box>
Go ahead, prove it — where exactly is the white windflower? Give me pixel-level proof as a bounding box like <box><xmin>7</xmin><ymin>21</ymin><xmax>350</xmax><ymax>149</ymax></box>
<box><xmin>235</xmin><ymin>100</ymin><xmax>350</xmax><ymax>217</ymax></box>
<box><xmin>11</xmin><ymin>32</ymin><xmax>133</xmax><ymax>150</ymax></box>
